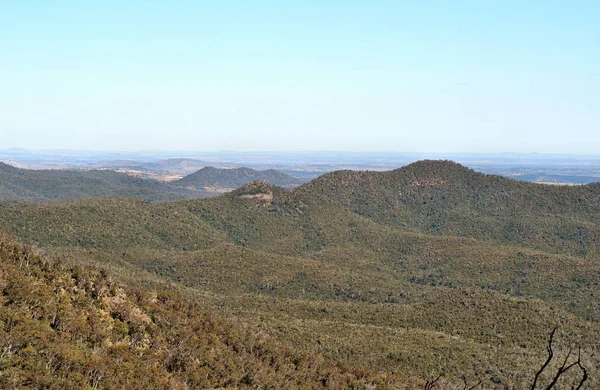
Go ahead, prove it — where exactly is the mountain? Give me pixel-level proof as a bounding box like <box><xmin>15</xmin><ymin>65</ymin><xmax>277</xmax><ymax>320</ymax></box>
<box><xmin>0</xmin><ymin>163</ymin><xmax>213</xmax><ymax>202</ymax></box>
<box><xmin>0</xmin><ymin>160</ymin><xmax>597</xmax><ymax>388</ymax></box>
<box><xmin>292</xmin><ymin>160</ymin><xmax>600</xmax><ymax>255</ymax></box>
<box><xmin>173</xmin><ymin>166</ymin><xmax>305</xmax><ymax>190</ymax></box>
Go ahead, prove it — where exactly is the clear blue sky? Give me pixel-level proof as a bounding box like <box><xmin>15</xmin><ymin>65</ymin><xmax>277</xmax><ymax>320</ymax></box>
<box><xmin>1</xmin><ymin>1</ymin><xmax>598</xmax><ymax>153</ymax></box>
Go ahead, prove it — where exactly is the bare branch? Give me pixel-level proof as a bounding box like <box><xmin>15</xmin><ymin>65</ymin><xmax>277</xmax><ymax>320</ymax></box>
<box><xmin>573</xmin><ymin>347</ymin><xmax>588</xmax><ymax>390</ymax></box>
<box><xmin>531</xmin><ymin>327</ymin><xmax>557</xmax><ymax>390</ymax></box>
<box><xmin>424</xmin><ymin>374</ymin><xmax>442</xmax><ymax>390</ymax></box>
<box><xmin>545</xmin><ymin>346</ymin><xmax>574</xmax><ymax>390</ymax></box>
<box><xmin>543</xmin><ymin>344</ymin><xmax>588</xmax><ymax>390</ymax></box>
<box><xmin>462</xmin><ymin>375</ymin><xmax>483</xmax><ymax>390</ymax></box>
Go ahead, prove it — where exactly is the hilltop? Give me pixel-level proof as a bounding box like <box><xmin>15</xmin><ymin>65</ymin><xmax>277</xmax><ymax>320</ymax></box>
<box><xmin>291</xmin><ymin>160</ymin><xmax>600</xmax><ymax>255</ymax></box>
<box><xmin>173</xmin><ymin>166</ymin><xmax>305</xmax><ymax>191</ymax></box>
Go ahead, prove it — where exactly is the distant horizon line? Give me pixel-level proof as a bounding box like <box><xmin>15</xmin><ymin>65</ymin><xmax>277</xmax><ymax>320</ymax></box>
<box><xmin>3</xmin><ymin>148</ymin><xmax>600</xmax><ymax>158</ymax></box>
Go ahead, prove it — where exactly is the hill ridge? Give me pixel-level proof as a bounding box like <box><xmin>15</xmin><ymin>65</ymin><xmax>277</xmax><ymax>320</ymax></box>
<box><xmin>0</xmin><ymin>162</ymin><xmax>19</xmax><ymax>172</ymax></box>
<box><xmin>301</xmin><ymin>160</ymin><xmax>487</xmax><ymax>190</ymax></box>
<box><xmin>174</xmin><ymin>166</ymin><xmax>304</xmax><ymax>190</ymax></box>
<box><xmin>0</xmin><ymin>166</ymin><xmax>210</xmax><ymax>202</ymax></box>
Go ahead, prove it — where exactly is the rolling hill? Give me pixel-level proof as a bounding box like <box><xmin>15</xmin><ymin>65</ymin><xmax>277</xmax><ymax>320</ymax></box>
<box><xmin>0</xmin><ymin>162</ymin><xmax>210</xmax><ymax>202</ymax></box>
<box><xmin>172</xmin><ymin>166</ymin><xmax>305</xmax><ymax>190</ymax></box>
<box><xmin>291</xmin><ymin>160</ymin><xmax>600</xmax><ymax>256</ymax></box>
<box><xmin>0</xmin><ymin>160</ymin><xmax>597</xmax><ymax>388</ymax></box>
<box><xmin>0</xmin><ymin>163</ymin><xmax>305</xmax><ymax>202</ymax></box>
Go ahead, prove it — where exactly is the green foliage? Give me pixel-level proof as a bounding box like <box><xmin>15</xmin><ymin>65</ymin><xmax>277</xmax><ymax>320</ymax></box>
<box><xmin>0</xmin><ymin>235</ymin><xmax>398</xmax><ymax>389</ymax></box>
<box><xmin>173</xmin><ymin>166</ymin><xmax>304</xmax><ymax>190</ymax></box>
<box><xmin>292</xmin><ymin>160</ymin><xmax>600</xmax><ymax>257</ymax></box>
<box><xmin>1</xmin><ymin>160</ymin><xmax>600</xmax><ymax>388</ymax></box>
<box><xmin>0</xmin><ymin>163</ymin><xmax>208</xmax><ymax>202</ymax></box>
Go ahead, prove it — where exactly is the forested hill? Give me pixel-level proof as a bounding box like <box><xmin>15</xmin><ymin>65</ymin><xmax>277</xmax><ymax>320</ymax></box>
<box><xmin>173</xmin><ymin>166</ymin><xmax>305</xmax><ymax>190</ymax></box>
<box><xmin>289</xmin><ymin>160</ymin><xmax>600</xmax><ymax>255</ymax></box>
<box><xmin>0</xmin><ymin>235</ymin><xmax>395</xmax><ymax>389</ymax></box>
<box><xmin>0</xmin><ymin>163</ymin><xmax>207</xmax><ymax>202</ymax></box>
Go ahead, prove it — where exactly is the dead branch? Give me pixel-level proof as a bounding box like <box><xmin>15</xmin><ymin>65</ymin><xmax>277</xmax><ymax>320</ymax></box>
<box><xmin>530</xmin><ymin>328</ymin><xmax>588</xmax><ymax>390</ymax></box>
<box><xmin>425</xmin><ymin>374</ymin><xmax>442</xmax><ymax>390</ymax></box>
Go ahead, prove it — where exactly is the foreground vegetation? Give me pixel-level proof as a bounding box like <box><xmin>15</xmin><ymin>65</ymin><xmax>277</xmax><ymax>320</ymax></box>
<box><xmin>0</xmin><ymin>235</ymin><xmax>404</xmax><ymax>389</ymax></box>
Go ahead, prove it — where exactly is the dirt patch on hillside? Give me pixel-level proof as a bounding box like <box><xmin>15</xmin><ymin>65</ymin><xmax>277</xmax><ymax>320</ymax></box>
<box><xmin>240</xmin><ymin>193</ymin><xmax>273</xmax><ymax>201</ymax></box>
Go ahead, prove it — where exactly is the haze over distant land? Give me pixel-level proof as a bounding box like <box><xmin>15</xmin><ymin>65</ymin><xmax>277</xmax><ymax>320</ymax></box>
<box><xmin>3</xmin><ymin>148</ymin><xmax>600</xmax><ymax>185</ymax></box>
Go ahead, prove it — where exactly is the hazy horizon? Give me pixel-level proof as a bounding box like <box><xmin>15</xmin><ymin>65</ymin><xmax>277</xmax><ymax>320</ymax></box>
<box><xmin>3</xmin><ymin>147</ymin><xmax>600</xmax><ymax>157</ymax></box>
<box><xmin>2</xmin><ymin>1</ymin><xmax>599</xmax><ymax>153</ymax></box>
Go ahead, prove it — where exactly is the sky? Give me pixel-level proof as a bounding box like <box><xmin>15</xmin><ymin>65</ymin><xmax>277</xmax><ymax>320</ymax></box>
<box><xmin>1</xmin><ymin>1</ymin><xmax>599</xmax><ymax>153</ymax></box>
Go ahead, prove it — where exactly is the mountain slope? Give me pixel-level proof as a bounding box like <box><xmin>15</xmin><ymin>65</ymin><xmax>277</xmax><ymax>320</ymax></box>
<box><xmin>0</xmin><ymin>235</ymin><xmax>399</xmax><ymax>389</ymax></box>
<box><xmin>173</xmin><ymin>166</ymin><xmax>304</xmax><ymax>190</ymax></box>
<box><xmin>0</xmin><ymin>163</ymin><xmax>210</xmax><ymax>202</ymax></box>
<box><xmin>2</xmin><ymin>212</ymin><xmax>597</xmax><ymax>388</ymax></box>
<box><xmin>289</xmin><ymin>160</ymin><xmax>600</xmax><ymax>256</ymax></box>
